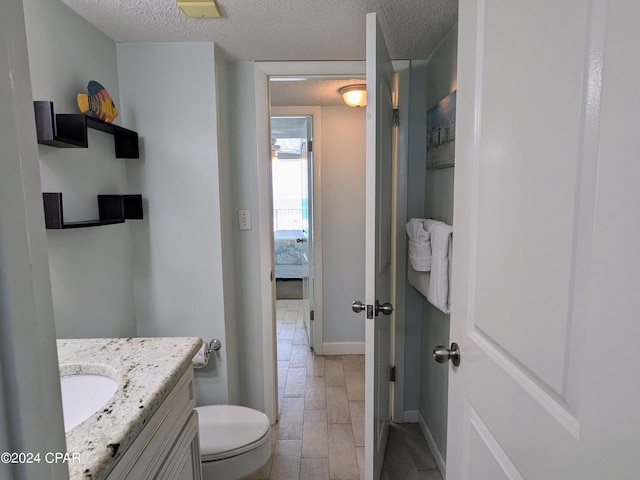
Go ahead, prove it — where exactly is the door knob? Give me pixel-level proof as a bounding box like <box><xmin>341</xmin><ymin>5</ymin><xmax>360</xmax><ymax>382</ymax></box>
<box><xmin>296</xmin><ymin>238</ymin><xmax>305</xmax><ymax>243</ymax></box>
<box><xmin>352</xmin><ymin>300</ymin><xmax>366</xmax><ymax>313</ymax></box>
<box><xmin>375</xmin><ymin>300</ymin><xmax>394</xmax><ymax>316</ymax></box>
<box><xmin>433</xmin><ymin>343</ymin><xmax>460</xmax><ymax>366</ymax></box>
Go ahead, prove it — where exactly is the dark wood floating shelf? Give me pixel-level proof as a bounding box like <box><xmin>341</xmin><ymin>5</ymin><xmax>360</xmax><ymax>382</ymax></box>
<box><xmin>43</xmin><ymin>193</ymin><xmax>143</xmax><ymax>230</ymax></box>
<box><xmin>34</xmin><ymin>101</ymin><xmax>139</xmax><ymax>158</ymax></box>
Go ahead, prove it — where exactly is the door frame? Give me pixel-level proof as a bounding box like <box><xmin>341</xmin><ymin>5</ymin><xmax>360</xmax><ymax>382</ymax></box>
<box><xmin>254</xmin><ymin>62</ymin><xmax>363</xmax><ymax>421</ymax></box>
<box><xmin>254</xmin><ymin>61</ymin><xmax>408</xmax><ymax>423</ymax></box>
<box><xmin>390</xmin><ymin>60</ymin><xmax>410</xmax><ymax>423</ymax></box>
<box><xmin>270</xmin><ymin>106</ymin><xmax>322</xmax><ymax>352</ymax></box>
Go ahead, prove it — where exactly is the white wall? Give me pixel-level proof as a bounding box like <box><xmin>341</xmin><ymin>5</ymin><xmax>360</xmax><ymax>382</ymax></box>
<box><xmin>117</xmin><ymin>42</ymin><xmax>229</xmax><ymax>406</ymax></box>
<box><xmin>222</xmin><ymin>61</ymin><xmax>267</xmax><ymax>410</ymax></box>
<box><xmin>0</xmin><ymin>0</ymin><xmax>67</xmax><ymax>477</ymax></box>
<box><xmin>419</xmin><ymin>23</ymin><xmax>458</xmax><ymax>465</ymax></box>
<box><xmin>23</xmin><ymin>0</ymin><xmax>136</xmax><ymax>339</ymax></box>
<box><xmin>214</xmin><ymin>47</ymin><xmax>240</xmax><ymax>405</ymax></box>
<box><xmin>320</xmin><ymin>106</ymin><xmax>366</xmax><ymax>344</ymax></box>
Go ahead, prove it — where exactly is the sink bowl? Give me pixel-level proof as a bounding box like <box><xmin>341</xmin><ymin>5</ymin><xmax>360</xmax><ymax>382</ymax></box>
<box><xmin>60</xmin><ymin>374</ymin><xmax>118</xmax><ymax>432</ymax></box>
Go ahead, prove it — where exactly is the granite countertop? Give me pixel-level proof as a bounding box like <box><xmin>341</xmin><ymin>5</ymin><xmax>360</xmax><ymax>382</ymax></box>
<box><xmin>57</xmin><ymin>337</ymin><xmax>202</xmax><ymax>479</ymax></box>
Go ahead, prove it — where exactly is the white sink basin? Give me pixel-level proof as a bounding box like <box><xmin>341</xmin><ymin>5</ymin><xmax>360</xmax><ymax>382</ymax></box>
<box><xmin>60</xmin><ymin>374</ymin><xmax>119</xmax><ymax>432</ymax></box>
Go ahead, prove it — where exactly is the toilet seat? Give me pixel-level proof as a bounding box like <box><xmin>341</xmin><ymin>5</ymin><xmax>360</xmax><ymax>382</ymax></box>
<box><xmin>196</xmin><ymin>405</ymin><xmax>271</xmax><ymax>462</ymax></box>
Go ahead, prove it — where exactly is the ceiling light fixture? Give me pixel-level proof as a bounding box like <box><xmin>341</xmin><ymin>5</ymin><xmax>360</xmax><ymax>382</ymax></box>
<box><xmin>339</xmin><ymin>84</ymin><xmax>367</xmax><ymax>107</ymax></box>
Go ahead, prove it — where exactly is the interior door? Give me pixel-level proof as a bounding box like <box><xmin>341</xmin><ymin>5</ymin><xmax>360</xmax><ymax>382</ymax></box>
<box><xmin>363</xmin><ymin>11</ymin><xmax>395</xmax><ymax>480</ymax></box>
<box><xmin>447</xmin><ymin>1</ymin><xmax>640</xmax><ymax>479</ymax></box>
<box><xmin>300</xmin><ymin>116</ymin><xmax>314</xmax><ymax>348</ymax></box>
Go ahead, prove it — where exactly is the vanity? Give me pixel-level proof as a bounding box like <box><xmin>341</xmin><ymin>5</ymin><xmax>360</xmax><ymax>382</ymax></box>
<box><xmin>57</xmin><ymin>337</ymin><xmax>203</xmax><ymax>479</ymax></box>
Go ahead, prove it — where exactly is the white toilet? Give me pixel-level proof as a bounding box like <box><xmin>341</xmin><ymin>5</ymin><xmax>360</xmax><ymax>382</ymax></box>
<box><xmin>195</xmin><ymin>405</ymin><xmax>272</xmax><ymax>480</ymax></box>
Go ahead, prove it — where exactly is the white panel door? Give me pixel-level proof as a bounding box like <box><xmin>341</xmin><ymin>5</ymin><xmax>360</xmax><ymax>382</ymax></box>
<box><xmin>447</xmin><ymin>1</ymin><xmax>640</xmax><ymax>478</ymax></box>
<box><xmin>363</xmin><ymin>11</ymin><xmax>395</xmax><ymax>480</ymax></box>
<box><xmin>300</xmin><ymin>116</ymin><xmax>314</xmax><ymax>348</ymax></box>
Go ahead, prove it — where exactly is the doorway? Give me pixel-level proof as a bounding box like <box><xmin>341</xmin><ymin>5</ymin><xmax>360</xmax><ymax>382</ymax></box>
<box><xmin>254</xmin><ymin>58</ymin><xmax>407</xmax><ymax>432</ymax></box>
<box><xmin>270</xmin><ymin>114</ymin><xmax>315</xmax><ymax>349</ymax></box>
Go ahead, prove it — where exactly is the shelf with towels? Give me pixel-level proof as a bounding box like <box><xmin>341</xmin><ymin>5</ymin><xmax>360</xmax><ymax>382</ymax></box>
<box><xmin>406</xmin><ymin>218</ymin><xmax>453</xmax><ymax>314</ymax></box>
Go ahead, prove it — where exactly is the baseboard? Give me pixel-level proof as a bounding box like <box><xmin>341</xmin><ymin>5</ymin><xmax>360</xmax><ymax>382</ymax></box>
<box><xmin>418</xmin><ymin>411</ymin><xmax>446</xmax><ymax>477</ymax></box>
<box><xmin>403</xmin><ymin>410</ymin><xmax>420</xmax><ymax>423</ymax></box>
<box><xmin>319</xmin><ymin>341</ymin><xmax>364</xmax><ymax>355</ymax></box>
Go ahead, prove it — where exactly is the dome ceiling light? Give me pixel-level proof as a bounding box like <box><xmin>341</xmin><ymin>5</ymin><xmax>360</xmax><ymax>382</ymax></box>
<box><xmin>339</xmin><ymin>84</ymin><xmax>367</xmax><ymax>107</ymax></box>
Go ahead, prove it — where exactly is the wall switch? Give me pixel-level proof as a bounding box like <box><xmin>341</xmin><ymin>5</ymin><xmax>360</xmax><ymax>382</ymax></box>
<box><xmin>238</xmin><ymin>209</ymin><xmax>252</xmax><ymax>230</ymax></box>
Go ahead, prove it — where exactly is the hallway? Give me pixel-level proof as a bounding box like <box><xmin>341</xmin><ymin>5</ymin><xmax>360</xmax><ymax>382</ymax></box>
<box><xmin>245</xmin><ymin>299</ymin><xmax>442</xmax><ymax>480</ymax></box>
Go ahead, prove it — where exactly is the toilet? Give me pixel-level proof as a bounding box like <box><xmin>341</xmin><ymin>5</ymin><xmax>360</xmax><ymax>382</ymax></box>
<box><xmin>195</xmin><ymin>405</ymin><xmax>272</xmax><ymax>480</ymax></box>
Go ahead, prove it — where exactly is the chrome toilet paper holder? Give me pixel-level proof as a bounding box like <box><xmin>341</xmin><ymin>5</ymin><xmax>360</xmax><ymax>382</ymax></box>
<box><xmin>205</xmin><ymin>338</ymin><xmax>222</xmax><ymax>357</ymax></box>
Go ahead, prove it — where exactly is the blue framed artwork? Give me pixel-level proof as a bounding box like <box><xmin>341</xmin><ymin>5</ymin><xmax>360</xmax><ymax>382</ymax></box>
<box><xmin>427</xmin><ymin>90</ymin><xmax>456</xmax><ymax>170</ymax></box>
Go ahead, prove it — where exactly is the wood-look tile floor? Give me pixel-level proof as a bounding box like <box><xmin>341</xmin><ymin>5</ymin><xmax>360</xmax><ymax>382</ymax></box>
<box><xmin>245</xmin><ymin>299</ymin><xmax>443</xmax><ymax>480</ymax></box>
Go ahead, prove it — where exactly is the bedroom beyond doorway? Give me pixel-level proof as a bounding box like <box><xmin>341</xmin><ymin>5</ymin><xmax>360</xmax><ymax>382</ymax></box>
<box><xmin>276</xmin><ymin>279</ymin><xmax>303</xmax><ymax>299</ymax></box>
<box><xmin>270</xmin><ymin>114</ymin><xmax>314</xmax><ymax>344</ymax></box>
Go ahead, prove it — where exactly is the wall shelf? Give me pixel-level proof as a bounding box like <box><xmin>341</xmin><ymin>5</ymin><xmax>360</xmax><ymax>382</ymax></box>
<box><xmin>43</xmin><ymin>193</ymin><xmax>143</xmax><ymax>230</ymax></box>
<box><xmin>34</xmin><ymin>101</ymin><xmax>139</xmax><ymax>158</ymax></box>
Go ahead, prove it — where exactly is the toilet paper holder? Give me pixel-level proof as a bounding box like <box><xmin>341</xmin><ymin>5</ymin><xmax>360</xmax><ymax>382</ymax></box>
<box><xmin>193</xmin><ymin>338</ymin><xmax>222</xmax><ymax>369</ymax></box>
<box><xmin>205</xmin><ymin>338</ymin><xmax>222</xmax><ymax>356</ymax></box>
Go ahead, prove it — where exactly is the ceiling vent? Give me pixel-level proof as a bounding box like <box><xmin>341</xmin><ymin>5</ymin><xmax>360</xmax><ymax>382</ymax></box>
<box><xmin>177</xmin><ymin>0</ymin><xmax>221</xmax><ymax>18</ymax></box>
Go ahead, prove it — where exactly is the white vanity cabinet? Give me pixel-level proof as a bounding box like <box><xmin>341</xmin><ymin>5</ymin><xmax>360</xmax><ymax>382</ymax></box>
<box><xmin>106</xmin><ymin>367</ymin><xmax>202</xmax><ymax>480</ymax></box>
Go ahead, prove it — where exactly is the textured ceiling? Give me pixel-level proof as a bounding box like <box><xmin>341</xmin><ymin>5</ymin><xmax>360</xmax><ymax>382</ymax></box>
<box><xmin>60</xmin><ymin>0</ymin><xmax>458</xmax><ymax>62</ymax></box>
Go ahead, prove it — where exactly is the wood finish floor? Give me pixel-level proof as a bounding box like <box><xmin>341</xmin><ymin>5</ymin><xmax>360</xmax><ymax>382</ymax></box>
<box><xmin>244</xmin><ymin>299</ymin><xmax>443</xmax><ymax>480</ymax></box>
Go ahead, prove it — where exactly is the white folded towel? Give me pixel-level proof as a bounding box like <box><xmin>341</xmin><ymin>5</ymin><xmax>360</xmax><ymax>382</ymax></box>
<box><xmin>408</xmin><ymin>240</ymin><xmax>432</xmax><ymax>271</ymax></box>
<box><xmin>426</xmin><ymin>221</ymin><xmax>453</xmax><ymax>314</ymax></box>
<box><xmin>405</xmin><ymin>218</ymin><xmax>429</xmax><ymax>242</ymax></box>
<box><xmin>406</xmin><ymin>219</ymin><xmax>431</xmax><ymax>271</ymax></box>
<box><xmin>423</xmin><ymin>219</ymin><xmax>442</xmax><ymax>232</ymax></box>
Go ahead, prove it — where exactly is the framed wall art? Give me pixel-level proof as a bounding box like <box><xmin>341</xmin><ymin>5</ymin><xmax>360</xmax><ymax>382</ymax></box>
<box><xmin>426</xmin><ymin>90</ymin><xmax>456</xmax><ymax>170</ymax></box>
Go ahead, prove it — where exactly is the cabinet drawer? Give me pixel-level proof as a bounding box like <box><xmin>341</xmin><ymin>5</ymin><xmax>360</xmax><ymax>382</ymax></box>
<box><xmin>155</xmin><ymin>411</ymin><xmax>202</xmax><ymax>480</ymax></box>
<box><xmin>106</xmin><ymin>368</ymin><xmax>196</xmax><ymax>479</ymax></box>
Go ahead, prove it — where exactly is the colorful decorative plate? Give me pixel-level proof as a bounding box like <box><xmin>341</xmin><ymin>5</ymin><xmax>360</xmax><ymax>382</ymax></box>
<box><xmin>77</xmin><ymin>80</ymin><xmax>119</xmax><ymax>123</ymax></box>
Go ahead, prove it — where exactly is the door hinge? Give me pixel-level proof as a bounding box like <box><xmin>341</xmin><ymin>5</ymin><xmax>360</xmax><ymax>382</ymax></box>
<box><xmin>390</xmin><ymin>366</ymin><xmax>396</xmax><ymax>382</ymax></box>
<box><xmin>307</xmin><ymin>140</ymin><xmax>313</xmax><ymax>152</ymax></box>
<box><xmin>310</xmin><ymin>310</ymin><xmax>315</xmax><ymax>321</ymax></box>
<box><xmin>392</xmin><ymin>109</ymin><xmax>400</xmax><ymax>127</ymax></box>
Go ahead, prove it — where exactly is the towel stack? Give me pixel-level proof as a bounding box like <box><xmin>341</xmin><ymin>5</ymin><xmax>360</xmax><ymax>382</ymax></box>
<box><xmin>406</xmin><ymin>218</ymin><xmax>432</xmax><ymax>271</ymax></box>
<box><xmin>406</xmin><ymin>218</ymin><xmax>453</xmax><ymax>314</ymax></box>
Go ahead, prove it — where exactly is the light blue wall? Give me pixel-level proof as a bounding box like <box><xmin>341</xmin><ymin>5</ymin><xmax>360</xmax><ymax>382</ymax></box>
<box><xmin>419</xmin><ymin>23</ymin><xmax>458</xmax><ymax>462</ymax></box>
<box><xmin>223</xmin><ymin>61</ymin><xmax>267</xmax><ymax>409</ymax></box>
<box><xmin>117</xmin><ymin>42</ymin><xmax>230</xmax><ymax>407</ymax></box>
<box><xmin>23</xmin><ymin>0</ymin><xmax>232</xmax><ymax>408</ymax></box>
<box><xmin>23</xmin><ymin>0</ymin><xmax>136</xmax><ymax>339</ymax></box>
<box><xmin>214</xmin><ymin>47</ymin><xmax>241</xmax><ymax>405</ymax></box>
<box><xmin>403</xmin><ymin>59</ymin><xmax>429</xmax><ymax>413</ymax></box>
<box><xmin>320</xmin><ymin>106</ymin><xmax>366</xmax><ymax>343</ymax></box>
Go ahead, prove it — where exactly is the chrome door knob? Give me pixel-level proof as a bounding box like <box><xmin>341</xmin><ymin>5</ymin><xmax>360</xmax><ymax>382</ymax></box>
<box><xmin>375</xmin><ymin>300</ymin><xmax>394</xmax><ymax>316</ymax></box>
<box><xmin>433</xmin><ymin>343</ymin><xmax>461</xmax><ymax>367</ymax></box>
<box><xmin>352</xmin><ymin>300</ymin><xmax>366</xmax><ymax>313</ymax></box>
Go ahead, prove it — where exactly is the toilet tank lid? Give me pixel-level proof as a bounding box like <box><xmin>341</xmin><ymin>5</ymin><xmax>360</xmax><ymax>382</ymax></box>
<box><xmin>196</xmin><ymin>405</ymin><xmax>271</xmax><ymax>457</ymax></box>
